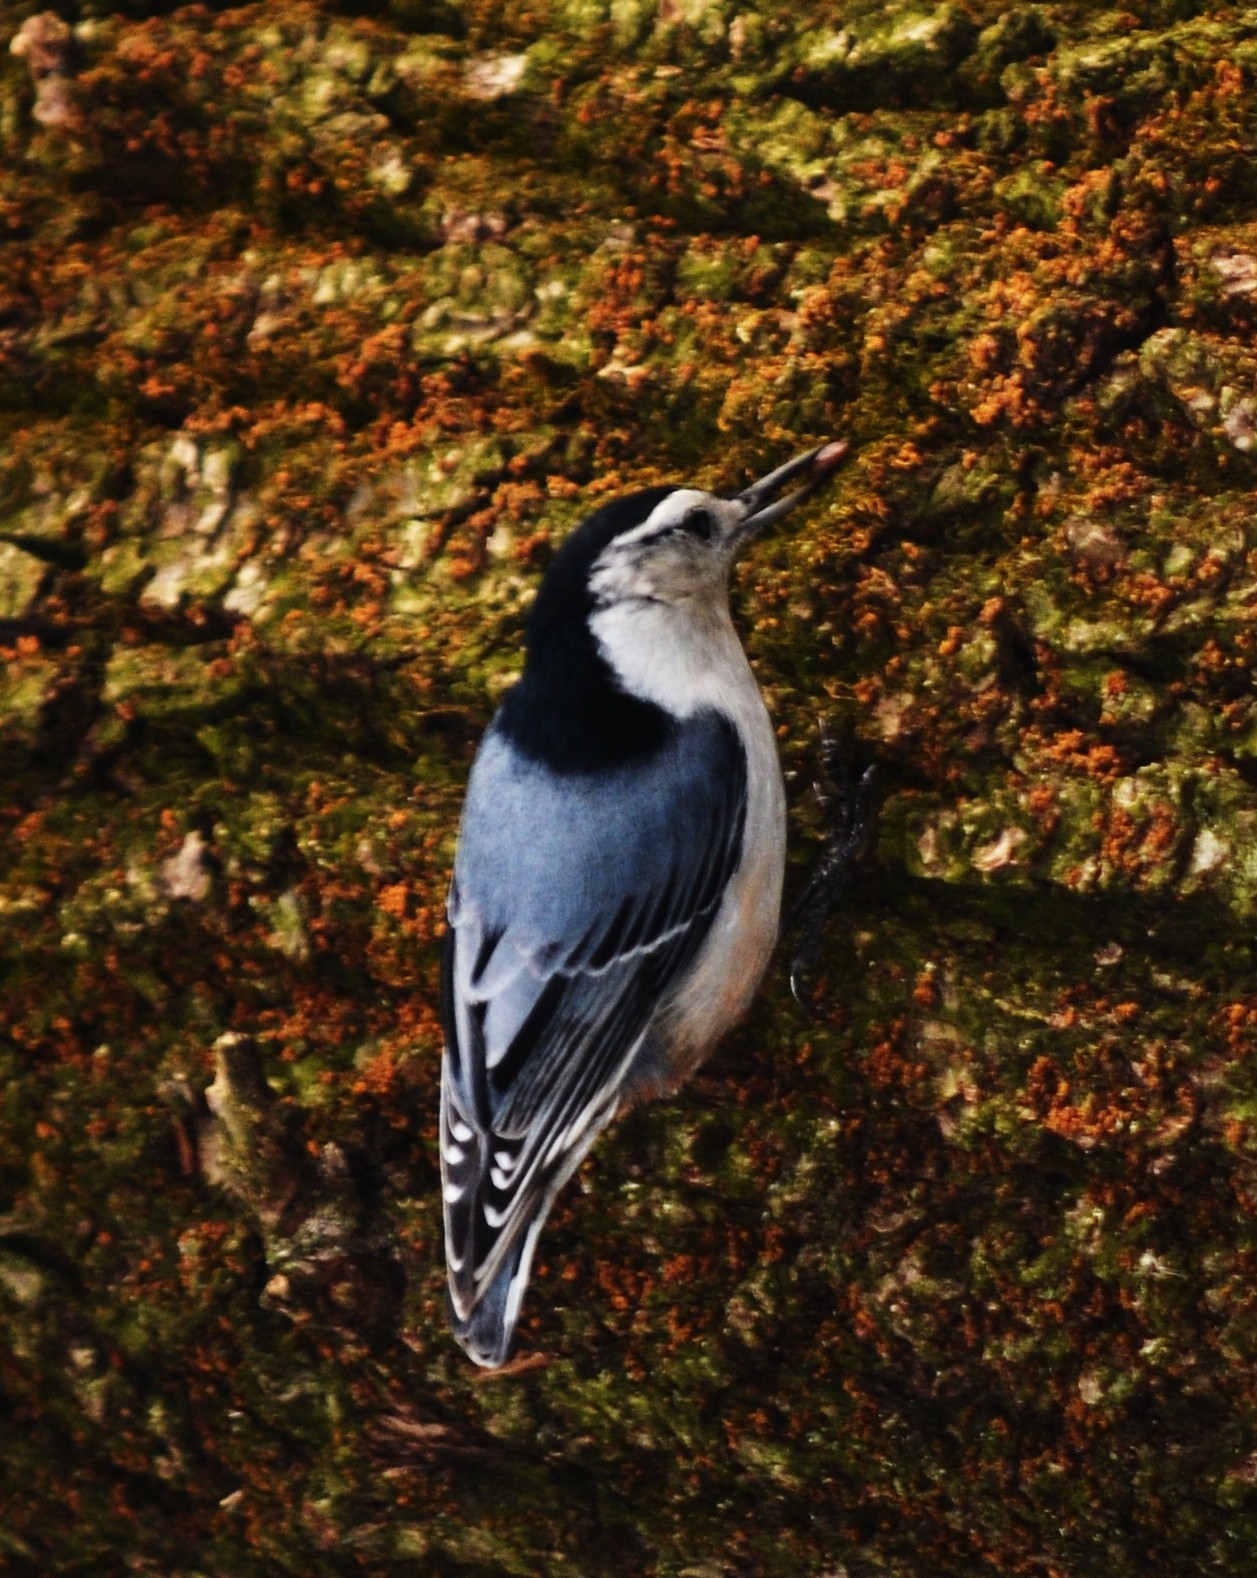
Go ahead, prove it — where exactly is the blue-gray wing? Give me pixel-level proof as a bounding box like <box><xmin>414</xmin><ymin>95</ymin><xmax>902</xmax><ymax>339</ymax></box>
<box><xmin>440</xmin><ymin>709</ymin><xmax>747</xmax><ymax>1329</ymax></box>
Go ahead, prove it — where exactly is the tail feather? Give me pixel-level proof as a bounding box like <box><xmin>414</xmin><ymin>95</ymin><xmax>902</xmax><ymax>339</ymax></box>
<box><xmin>448</xmin><ymin>1229</ymin><xmax>537</xmax><ymax>1369</ymax></box>
<box><xmin>443</xmin><ymin>1074</ymin><xmax>621</xmax><ymax>1367</ymax></box>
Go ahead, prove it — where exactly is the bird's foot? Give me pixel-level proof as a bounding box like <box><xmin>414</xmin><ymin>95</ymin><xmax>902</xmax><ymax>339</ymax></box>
<box><xmin>786</xmin><ymin>720</ymin><xmax>879</xmax><ymax>1013</ymax></box>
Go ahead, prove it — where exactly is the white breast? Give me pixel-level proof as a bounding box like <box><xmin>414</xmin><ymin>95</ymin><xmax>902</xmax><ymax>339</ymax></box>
<box><xmin>590</xmin><ymin>596</ymin><xmax>787</xmax><ymax>1076</ymax></box>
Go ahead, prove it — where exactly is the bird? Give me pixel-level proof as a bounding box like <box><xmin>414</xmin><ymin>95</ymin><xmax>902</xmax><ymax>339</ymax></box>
<box><xmin>439</xmin><ymin>439</ymin><xmax>849</xmax><ymax>1367</ymax></box>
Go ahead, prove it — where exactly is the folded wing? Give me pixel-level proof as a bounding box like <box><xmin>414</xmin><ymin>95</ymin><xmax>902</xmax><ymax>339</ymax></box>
<box><xmin>440</xmin><ymin>709</ymin><xmax>747</xmax><ymax>1352</ymax></box>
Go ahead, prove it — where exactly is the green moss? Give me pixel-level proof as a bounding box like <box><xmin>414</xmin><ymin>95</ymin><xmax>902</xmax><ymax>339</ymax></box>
<box><xmin>796</xmin><ymin>3</ymin><xmax>980</xmax><ymax>108</ymax></box>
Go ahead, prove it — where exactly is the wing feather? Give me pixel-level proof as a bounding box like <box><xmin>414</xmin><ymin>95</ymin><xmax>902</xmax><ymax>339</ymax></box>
<box><xmin>441</xmin><ymin>709</ymin><xmax>747</xmax><ymax>1326</ymax></box>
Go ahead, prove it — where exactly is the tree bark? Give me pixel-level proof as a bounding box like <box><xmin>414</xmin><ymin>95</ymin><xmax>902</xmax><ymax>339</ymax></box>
<box><xmin>3</xmin><ymin>3</ymin><xmax>1256</xmax><ymax>1573</ymax></box>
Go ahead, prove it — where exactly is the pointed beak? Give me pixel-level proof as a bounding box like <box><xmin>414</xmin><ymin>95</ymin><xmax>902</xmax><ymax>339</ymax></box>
<box><xmin>728</xmin><ymin>440</ymin><xmax>849</xmax><ymax>550</ymax></box>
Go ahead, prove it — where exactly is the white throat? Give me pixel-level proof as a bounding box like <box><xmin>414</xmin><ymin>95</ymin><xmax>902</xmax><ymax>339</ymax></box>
<box><xmin>589</xmin><ymin>594</ymin><xmax>758</xmax><ymax>722</ymax></box>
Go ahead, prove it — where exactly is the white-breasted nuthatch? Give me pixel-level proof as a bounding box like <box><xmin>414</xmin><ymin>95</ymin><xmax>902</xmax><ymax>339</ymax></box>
<box><xmin>440</xmin><ymin>440</ymin><xmax>849</xmax><ymax>1366</ymax></box>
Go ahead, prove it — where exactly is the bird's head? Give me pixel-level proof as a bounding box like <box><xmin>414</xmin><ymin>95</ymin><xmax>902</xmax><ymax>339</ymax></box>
<box><xmin>501</xmin><ymin>439</ymin><xmax>849</xmax><ymax>763</ymax></box>
<box><xmin>582</xmin><ymin>440</ymin><xmax>849</xmax><ymax>611</ymax></box>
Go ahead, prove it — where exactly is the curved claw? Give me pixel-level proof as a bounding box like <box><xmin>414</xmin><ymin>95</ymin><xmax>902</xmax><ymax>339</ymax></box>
<box><xmin>789</xmin><ymin>956</ymin><xmax>820</xmax><ymax>1018</ymax></box>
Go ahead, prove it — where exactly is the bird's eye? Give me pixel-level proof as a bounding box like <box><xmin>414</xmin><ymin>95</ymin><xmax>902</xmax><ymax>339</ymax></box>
<box><xmin>681</xmin><ymin>509</ymin><xmax>715</xmax><ymax>542</ymax></box>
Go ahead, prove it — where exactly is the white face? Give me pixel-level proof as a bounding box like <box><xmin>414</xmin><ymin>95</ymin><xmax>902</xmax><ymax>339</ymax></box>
<box><xmin>586</xmin><ymin>489</ymin><xmax>749</xmax><ymax>608</ymax></box>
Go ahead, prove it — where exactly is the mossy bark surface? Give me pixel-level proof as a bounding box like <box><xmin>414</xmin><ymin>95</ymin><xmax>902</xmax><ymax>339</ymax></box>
<box><xmin>3</xmin><ymin>2</ymin><xmax>1257</xmax><ymax>1573</ymax></box>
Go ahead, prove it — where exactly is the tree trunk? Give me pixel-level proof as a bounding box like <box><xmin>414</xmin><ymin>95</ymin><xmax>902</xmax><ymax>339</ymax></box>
<box><xmin>3</xmin><ymin>3</ymin><xmax>1256</xmax><ymax>1572</ymax></box>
